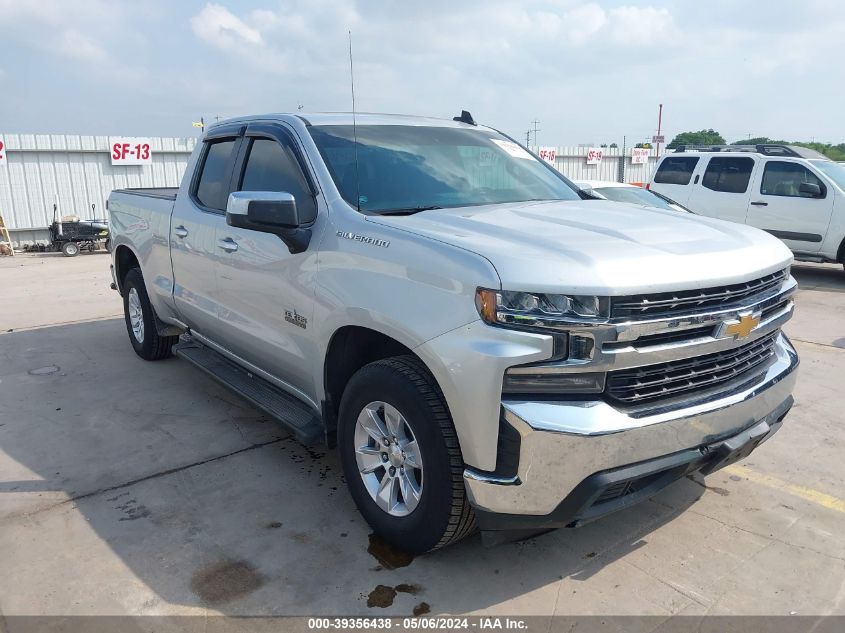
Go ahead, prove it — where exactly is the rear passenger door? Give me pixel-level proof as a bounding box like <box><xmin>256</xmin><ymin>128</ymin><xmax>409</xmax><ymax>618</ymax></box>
<box><xmin>686</xmin><ymin>156</ymin><xmax>757</xmax><ymax>224</ymax></box>
<box><xmin>214</xmin><ymin>122</ymin><xmax>322</xmax><ymax>400</ymax></box>
<box><xmin>746</xmin><ymin>160</ymin><xmax>834</xmax><ymax>253</ymax></box>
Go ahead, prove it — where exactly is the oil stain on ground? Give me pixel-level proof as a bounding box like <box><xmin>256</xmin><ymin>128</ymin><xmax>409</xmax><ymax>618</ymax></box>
<box><xmin>367</xmin><ymin>585</ymin><xmax>397</xmax><ymax>608</ymax></box>
<box><xmin>367</xmin><ymin>583</ymin><xmax>424</xmax><ymax>609</ymax></box>
<box><xmin>190</xmin><ymin>559</ymin><xmax>264</xmax><ymax>606</ymax></box>
<box><xmin>367</xmin><ymin>533</ymin><xmax>414</xmax><ymax>569</ymax></box>
<box><xmin>413</xmin><ymin>602</ymin><xmax>431</xmax><ymax>616</ymax></box>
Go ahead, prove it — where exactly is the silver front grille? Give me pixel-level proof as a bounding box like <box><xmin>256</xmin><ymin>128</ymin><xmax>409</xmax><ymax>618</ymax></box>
<box><xmin>605</xmin><ymin>332</ymin><xmax>779</xmax><ymax>405</ymax></box>
<box><xmin>611</xmin><ymin>269</ymin><xmax>789</xmax><ymax>320</ymax></box>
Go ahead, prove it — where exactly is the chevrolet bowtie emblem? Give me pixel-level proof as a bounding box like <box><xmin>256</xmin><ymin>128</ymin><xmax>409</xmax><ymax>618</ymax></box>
<box><xmin>723</xmin><ymin>313</ymin><xmax>760</xmax><ymax>339</ymax></box>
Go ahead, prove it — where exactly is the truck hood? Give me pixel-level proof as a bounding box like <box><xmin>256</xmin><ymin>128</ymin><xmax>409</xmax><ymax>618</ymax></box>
<box><xmin>369</xmin><ymin>199</ymin><xmax>793</xmax><ymax>295</ymax></box>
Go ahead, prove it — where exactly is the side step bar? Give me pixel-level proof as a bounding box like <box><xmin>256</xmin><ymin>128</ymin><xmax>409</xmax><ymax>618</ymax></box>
<box><xmin>173</xmin><ymin>341</ymin><xmax>323</xmax><ymax>444</ymax></box>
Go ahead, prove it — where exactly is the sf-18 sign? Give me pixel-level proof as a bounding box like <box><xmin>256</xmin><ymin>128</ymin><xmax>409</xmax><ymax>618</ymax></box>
<box><xmin>538</xmin><ymin>147</ymin><xmax>556</xmax><ymax>165</ymax></box>
<box><xmin>110</xmin><ymin>137</ymin><xmax>152</xmax><ymax>165</ymax></box>
<box><xmin>586</xmin><ymin>147</ymin><xmax>604</xmax><ymax>165</ymax></box>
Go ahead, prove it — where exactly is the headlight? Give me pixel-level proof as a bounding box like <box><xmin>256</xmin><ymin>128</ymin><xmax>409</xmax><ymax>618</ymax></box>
<box><xmin>475</xmin><ymin>288</ymin><xmax>609</xmax><ymax>331</ymax></box>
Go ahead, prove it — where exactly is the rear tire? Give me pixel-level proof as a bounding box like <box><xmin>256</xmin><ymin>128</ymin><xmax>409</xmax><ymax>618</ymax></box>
<box><xmin>61</xmin><ymin>242</ymin><xmax>79</xmax><ymax>257</ymax></box>
<box><xmin>338</xmin><ymin>355</ymin><xmax>475</xmax><ymax>554</ymax></box>
<box><xmin>122</xmin><ymin>267</ymin><xmax>178</xmax><ymax>360</ymax></box>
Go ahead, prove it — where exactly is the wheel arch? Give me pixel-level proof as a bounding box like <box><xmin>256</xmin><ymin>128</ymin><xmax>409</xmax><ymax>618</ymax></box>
<box><xmin>113</xmin><ymin>244</ymin><xmax>141</xmax><ymax>295</ymax></box>
<box><xmin>321</xmin><ymin>325</ymin><xmax>456</xmax><ymax>450</ymax></box>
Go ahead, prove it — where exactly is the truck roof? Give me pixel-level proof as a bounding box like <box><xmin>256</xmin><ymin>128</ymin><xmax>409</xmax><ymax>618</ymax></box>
<box><xmin>206</xmin><ymin>112</ymin><xmax>485</xmax><ymax>132</ymax></box>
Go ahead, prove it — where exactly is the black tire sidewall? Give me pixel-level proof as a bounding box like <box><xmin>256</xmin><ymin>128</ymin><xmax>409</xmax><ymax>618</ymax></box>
<box><xmin>338</xmin><ymin>361</ymin><xmax>457</xmax><ymax>554</ymax></box>
<box><xmin>122</xmin><ymin>268</ymin><xmax>157</xmax><ymax>359</ymax></box>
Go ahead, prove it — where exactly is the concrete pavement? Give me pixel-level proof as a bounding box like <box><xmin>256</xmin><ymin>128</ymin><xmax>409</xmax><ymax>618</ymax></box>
<box><xmin>0</xmin><ymin>253</ymin><xmax>843</xmax><ymax>616</ymax></box>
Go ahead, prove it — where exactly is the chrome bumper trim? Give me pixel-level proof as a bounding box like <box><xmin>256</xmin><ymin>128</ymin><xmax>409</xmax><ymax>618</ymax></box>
<box><xmin>463</xmin><ymin>334</ymin><xmax>798</xmax><ymax>516</ymax></box>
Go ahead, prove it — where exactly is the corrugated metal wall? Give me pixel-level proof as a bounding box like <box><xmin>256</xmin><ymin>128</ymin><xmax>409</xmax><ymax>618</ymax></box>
<box><xmin>0</xmin><ymin>134</ymin><xmax>196</xmax><ymax>244</ymax></box>
<box><xmin>533</xmin><ymin>146</ymin><xmax>661</xmax><ymax>183</ymax></box>
<box><xmin>0</xmin><ymin>134</ymin><xmax>662</xmax><ymax>245</ymax></box>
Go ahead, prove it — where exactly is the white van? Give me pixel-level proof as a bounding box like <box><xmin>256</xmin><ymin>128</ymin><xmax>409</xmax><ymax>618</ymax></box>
<box><xmin>649</xmin><ymin>145</ymin><xmax>845</xmax><ymax>269</ymax></box>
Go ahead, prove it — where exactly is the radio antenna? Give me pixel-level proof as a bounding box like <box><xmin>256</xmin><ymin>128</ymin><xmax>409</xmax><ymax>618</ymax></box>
<box><xmin>348</xmin><ymin>30</ymin><xmax>361</xmax><ymax>212</ymax></box>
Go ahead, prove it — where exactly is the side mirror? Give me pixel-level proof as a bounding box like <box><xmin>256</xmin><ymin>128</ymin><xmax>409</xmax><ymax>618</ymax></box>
<box><xmin>799</xmin><ymin>182</ymin><xmax>822</xmax><ymax>198</ymax></box>
<box><xmin>226</xmin><ymin>191</ymin><xmax>300</xmax><ymax>232</ymax></box>
<box><xmin>225</xmin><ymin>191</ymin><xmax>312</xmax><ymax>254</ymax></box>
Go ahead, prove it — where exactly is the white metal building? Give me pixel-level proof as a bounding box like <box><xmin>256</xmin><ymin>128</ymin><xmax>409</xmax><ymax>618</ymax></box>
<box><xmin>0</xmin><ymin>134</ymin><xmax>196</xmax><ymax>246</ymax></box>
<box><xmin>0</xmin><ymin>134</ymin><xmax>659</xmax><ymax>248</ymax></box>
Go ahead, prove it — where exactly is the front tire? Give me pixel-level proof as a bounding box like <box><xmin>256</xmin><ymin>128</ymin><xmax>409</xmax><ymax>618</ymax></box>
<box><xmin>338</xmin><ymin>355</ymin><xmax>475</xmax><ymax>553</ymax></box>
<box><xmin>61</xmin><ymin>242</ymin><xmax>79</xmax><ymax>257</ymax></box>
<box><xmin>122</xmin><ymin>267</ymin><xmax>178</xmax><ymax>360</ymax></box>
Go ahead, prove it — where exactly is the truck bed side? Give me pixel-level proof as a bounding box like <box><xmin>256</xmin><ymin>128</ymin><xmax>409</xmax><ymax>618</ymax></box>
<box><xmin>108</xmin><ymin>188</ymin><xmax>180</xmax><ymax>324</ymax></box>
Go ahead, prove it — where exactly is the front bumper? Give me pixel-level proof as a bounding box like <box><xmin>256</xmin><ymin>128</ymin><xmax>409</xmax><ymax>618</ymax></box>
<box><xmin>464</xmin><ymin>333</ymin><xmax>798</xmax><ymax>534</ymax></box>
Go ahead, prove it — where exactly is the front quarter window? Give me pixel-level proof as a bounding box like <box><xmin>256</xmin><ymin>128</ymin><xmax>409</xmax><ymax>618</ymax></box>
<box><xmin>811</xmin><ymin>160</ymin><xmax>845</xmax><ymax>192</ymax></box>
<box><xmin>308</xmin><ymin>124</ymin><xmax>580</xmax><ymax>213</ymax></box>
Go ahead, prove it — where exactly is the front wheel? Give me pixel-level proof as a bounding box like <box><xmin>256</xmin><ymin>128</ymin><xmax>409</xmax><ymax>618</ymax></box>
<box><xmin>338</xmin><ymin>356</ymin><xmax>475</xmax><ymax>553</ymax></box>
<box><xmin>61</xmin><ymin>242</ymin><xmax>79</xmax><ymax>257</ymax></box>
<box><xmin>122</xmin><ymin>267</ymin><xmax>178</xmax><ymax>360</ymax></box>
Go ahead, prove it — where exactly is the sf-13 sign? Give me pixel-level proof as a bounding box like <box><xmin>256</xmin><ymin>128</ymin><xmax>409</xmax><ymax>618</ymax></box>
<box><xmin>110</xmin><ymin>138</ymin><xmax>153</xmax><ymax>165</ymax></box>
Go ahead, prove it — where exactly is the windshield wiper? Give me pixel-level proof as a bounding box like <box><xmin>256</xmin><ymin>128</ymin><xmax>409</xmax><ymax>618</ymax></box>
<box><xmin>374</xmin><ymin>205</ymin><xmax>443</xmax><ymax>216</ymax></box>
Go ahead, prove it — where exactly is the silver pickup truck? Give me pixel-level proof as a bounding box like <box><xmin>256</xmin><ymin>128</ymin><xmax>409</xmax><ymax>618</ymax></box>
<box><xmin>108</xmin><ymin>112</ymin><xmax>798</xmax><ymax>552</ymax></box>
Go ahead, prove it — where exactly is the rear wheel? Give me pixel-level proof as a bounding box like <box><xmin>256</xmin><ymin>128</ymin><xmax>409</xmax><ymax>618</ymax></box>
<box><xmin>338</xmin><ymin>355</ymin><xmax>475</xmax><ymax>553</ymax></box>
<box><xmin>122</xmin><ymin>267</ymin><xmax>178</xmax><ymax>360</ymax></box>
<box><xmin>61</xmin><ymin>242</ymin><xmax>79</xmax><ymax>257</ymax></box>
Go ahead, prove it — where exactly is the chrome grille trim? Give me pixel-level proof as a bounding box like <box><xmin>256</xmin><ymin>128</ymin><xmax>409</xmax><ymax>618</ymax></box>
<box><xmin>606</xmin><ymin>332</ymin><xmax>779</xmax><ymax>404</ymax></box>
<box><xmin>611</xmin><ymin>268</ymin><xmax>789</xmax><ymax>320</ymax></box>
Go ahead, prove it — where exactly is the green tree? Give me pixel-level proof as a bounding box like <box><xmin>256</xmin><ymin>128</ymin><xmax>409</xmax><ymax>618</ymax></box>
<box><xmin>634</xmin><ymin>142</ymin><xmax>652</xmax><ymax>149</ymax></box>
<box><xmin>609</xmin><ymin>142</ymin><xmax>619</xmax><ymax>148</ymax></box>
<box><xmin>729</xmin><ymin>137</ymin><xmax>845</xmax><ymax>161</ymax></box>
<box><xmin>666</xmin><ymin>129</ymin><xmax>726</xmax><ymax>149</ymax></box>
<box><xmin>731</xmin><ymin>137</ymin><xmax>780</xmax><ymax>145</ymax></box>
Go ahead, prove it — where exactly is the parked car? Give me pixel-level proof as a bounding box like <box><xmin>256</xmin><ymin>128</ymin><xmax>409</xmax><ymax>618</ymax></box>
<box><xmin>649</xmin><ymin>145</ymin><xmax>845</xmax><ymax>269</ymax></box>
<box><xmin>574</xmin><ymin>180</ymin><xmax>690</xmax><ymax>213</ymax></box>
<box><xmin>109</xmin><ymin>113</ymin><xmax>798</xmax><ymax>553</ymax></box>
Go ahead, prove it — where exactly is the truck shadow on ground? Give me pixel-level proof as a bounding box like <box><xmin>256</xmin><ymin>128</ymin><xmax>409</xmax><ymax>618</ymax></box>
<box><xmin>0</xmin><ymin>318</ymin><xmax>706</xmax><ymax>616</ymax></box>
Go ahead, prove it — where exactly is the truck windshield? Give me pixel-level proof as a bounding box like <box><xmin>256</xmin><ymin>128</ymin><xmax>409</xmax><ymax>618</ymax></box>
<box><xmin>592</xmin><ymin>186</ymin><xmax>675</xmax><ymax>210</ymax></box>
<box><xmin>308</xmin><ymin>125</ymin><xmax>580</xmax><ymax>213</ymax></box>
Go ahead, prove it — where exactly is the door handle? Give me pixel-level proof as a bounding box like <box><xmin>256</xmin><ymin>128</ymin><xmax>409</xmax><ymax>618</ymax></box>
<box><xmin>750</xmin><ymin>201</ymin><xmax>768</xmax><ymax>207</ymax></box>
<box><xmin>217</xmin><ymin>237</ymin><xmax>239</xmax><ymax>253</ymax></box>
<box><xmin>174</xmin><ymin>225</ymin><xmax>189</xmax><ymax>238</ymax></box>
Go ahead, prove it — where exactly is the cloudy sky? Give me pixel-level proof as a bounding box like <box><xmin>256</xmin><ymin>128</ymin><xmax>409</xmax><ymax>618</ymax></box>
<box><xmin>2</xmin><ymin>0</ymin><xmax>844</xmax><ymax>146</ymax></box>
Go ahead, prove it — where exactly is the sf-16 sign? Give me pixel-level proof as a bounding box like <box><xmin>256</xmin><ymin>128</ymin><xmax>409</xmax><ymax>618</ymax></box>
<box><xmin>110</xmin><ymin>137</ymin><xmax>153</xmax><ymax>165</ymax></box>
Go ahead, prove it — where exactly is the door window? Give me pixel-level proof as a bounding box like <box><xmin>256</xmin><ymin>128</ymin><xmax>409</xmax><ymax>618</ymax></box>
<box><xmin>239</xmin><ymin>138</ymin><xmax>317</xmax><ymax>223</ymax></box>
<box><xmin>194</xmin><ymin>139</ymin><xmax>238</xmax><ymax>212</ymax></box>
<box><xmin>701</xmin><ymin>157</ymin><xmax>754</xmax><ymax>193</ymax></box>
<box><xmin>653</xmin><ymin>157</ymin><xmax>699</xmax><ymax>185</ymax></box>
<box><xmin>761</xmin><ymin>162</ymin><xmax>826</xmax><ymax>198</ymax></box>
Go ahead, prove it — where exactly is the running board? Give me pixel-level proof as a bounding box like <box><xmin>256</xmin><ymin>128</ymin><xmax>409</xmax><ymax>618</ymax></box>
<box><xmin>173</xmin><ymin>341</ymin><xmax>323</xmax><ymax>444</ymax></box>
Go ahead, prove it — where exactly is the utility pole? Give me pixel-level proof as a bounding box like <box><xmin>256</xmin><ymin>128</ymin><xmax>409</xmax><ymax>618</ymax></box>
<box><xmin>525</xmin><ymin>130</ymin><xmax>531</xmax><ymax>147</ymax></box>
<box><xmin>214</xmin><ymin>115</ymin><xmax>220</xmax><ymax>123</ymax></box>
<box><xmin>531</xmin><ymin>119</ymin><xmax>540</xmax><ymax>149</ymax></box>
<box><xmin>655</xmin><ymin>104</ymin><xmax>663</xmax><ymax>160</ymax></box>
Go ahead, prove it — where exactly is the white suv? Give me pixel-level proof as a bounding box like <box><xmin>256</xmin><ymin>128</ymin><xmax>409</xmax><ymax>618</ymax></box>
<box><xmin>649</xmin><ymin>145</ymin><xmax>845</xmax><ymax>269</ymax></box>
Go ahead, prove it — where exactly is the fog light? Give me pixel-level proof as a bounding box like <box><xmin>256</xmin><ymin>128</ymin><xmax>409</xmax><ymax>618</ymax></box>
<box><xmin>502</xmin><ymin>370</ymin><xmax>605</xmax><ymax>395</ymax></box>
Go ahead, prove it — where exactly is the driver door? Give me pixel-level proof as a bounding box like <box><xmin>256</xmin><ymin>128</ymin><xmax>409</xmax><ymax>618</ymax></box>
<box><xmin>213</xmin><ymin>122</ymin><xmax>323</xmax><ymax>400</ymax></box>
